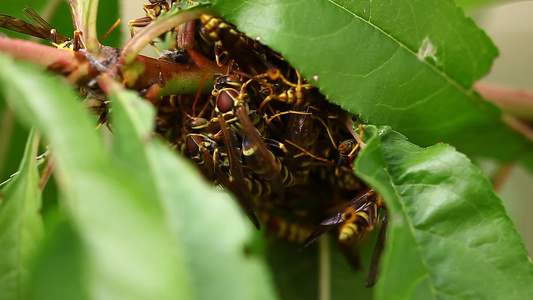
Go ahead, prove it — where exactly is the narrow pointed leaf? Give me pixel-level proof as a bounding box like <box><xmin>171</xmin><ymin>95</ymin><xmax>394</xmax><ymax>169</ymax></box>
<box><xmin>211</xmin><ymin>0</ymin><xmax>533</xmax><ymax>165</ymax></box>
<box><xmin>107</xmin><ymin>81</ymin><xmax>277</xmax><ymax>300</ymax></box>
<box><xmin>0</xmin><ymin>55</ymin><xmax>189</xmax><ymax>299</ymax></box>
<box><xmin>0</xmin><ymin>0</ymin><xmax>61</xmax><ymax>179</ymax></box>
<box><xmin>0</xmin><ymin>129</ymin><xmax>44</xmax><ymax>300</ymax></box>
<box><xmin>83</xmin><ymin>0</ymin><xmax>100</xmax><ymax>52</ymax></box>
<box><xmin>27</xmin><ymin>217</ymin><xmax>89</xmax><ymax>300</ymax></box>
<box><xmin>354</xmin><ymin>125</ymin><xmax>533</xmax><ymax>299</ymax></box>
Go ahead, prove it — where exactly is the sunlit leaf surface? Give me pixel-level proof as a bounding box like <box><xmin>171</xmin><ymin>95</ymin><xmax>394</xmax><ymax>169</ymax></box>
<box><xmin>354</xmin><ymin>125</ymin><xmax>533</xmax><ymax>299</ymax></box>
<box><xmin>454</xmin><ymin>0</ymin><xmax>512</xmax><ymax>10</ymax></box>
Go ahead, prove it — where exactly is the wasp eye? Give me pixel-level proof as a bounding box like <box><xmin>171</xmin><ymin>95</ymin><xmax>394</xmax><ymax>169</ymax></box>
<box><xmin>186</xmin><ymin>135</ymin><xmax>204</xmax><ymax>156</ymax></box>
<box><xmin>216</xmin><ymin>89</ymin><xmax>238</xmax><ymax>113</ymax></box>
<box><xmin>343</xmin><ymin>212</ymin><xmax>353</xmax><ymax>221</ymax></box>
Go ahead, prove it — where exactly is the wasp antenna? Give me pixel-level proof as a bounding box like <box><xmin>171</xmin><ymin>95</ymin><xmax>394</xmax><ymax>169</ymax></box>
<box><xmin>99</xmin><ymin>18</ymin><xmax>121</xmax><ymax>43</ymax></box>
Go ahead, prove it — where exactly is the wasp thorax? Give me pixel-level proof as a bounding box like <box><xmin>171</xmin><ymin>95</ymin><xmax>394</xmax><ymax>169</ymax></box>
<box><xmin>215</xmin><ymin>75</ymin><xmax>241</xmax><ymax>92</ymax></box>
<box><xmin>185</xmin><ymin>117</ymin><xmax>209</xmax><ymax>131</ymax></box>
<box><xmin>216</xmin><ymin>89</ymin><xmax>239</xmax><ymax>114</ymax></box>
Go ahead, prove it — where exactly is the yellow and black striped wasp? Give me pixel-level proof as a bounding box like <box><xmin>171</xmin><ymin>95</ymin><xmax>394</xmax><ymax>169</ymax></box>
<box><xmin>0</xmin><ymin>7</ymin><xmax>83</xmax><ymax>50</ymax></box>
<box><xmin>199</xmin><ymin>14</ymin><xmax>275</xmax><ymax>72</ymax></box>
<box><xmin>213</xmin><ymin>74</ymin><xmax>287</xmax><ymax>199</ymax></box>
<box><xmin>185</xmin><ymin>131</ymin><xmax>261</xmax><ymax>229</ymax></box>
<box><xmin>300</xmin><ymin>188</ymin><xmax>388</xmax><ymax>287</ymax></box>
<box><xmin>200</xmin><ymin>14</ymin><xmax>319</xmax><ymax>112</ymax></box>
<box><xmin>128</xmin><ymin>0</ymin><xmax>176</xmax><ymax>38</ymax></box>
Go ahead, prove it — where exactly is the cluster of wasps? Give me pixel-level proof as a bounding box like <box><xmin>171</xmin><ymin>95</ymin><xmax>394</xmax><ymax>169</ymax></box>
<box><xmin>130</xmin><ymin>1</ymin><xmax>389</xmax><ymax>286</ymax></box>
<box><xmin>0</xmin><ymin>0</ymin><xmax>387</xmax><ymax>287</ymax></box>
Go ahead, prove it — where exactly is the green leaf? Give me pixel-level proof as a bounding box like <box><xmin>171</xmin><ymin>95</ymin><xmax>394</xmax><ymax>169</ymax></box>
<box><xmin>0</xmin><ymin>1</ymin><xmax>45</xmax><ymax>181</ymax></box>
<box><xmin>0</xmin><ymin>129</ymin><xmax>44</xmax><ymax>300</ymax></box>
<box><xmin>354</xmin><ymin>125</ymin><xmax>533</xmax><ymax>299</ymax></box>
<box><xmin>454</xmin><ymin>0</ymin><xmax>511</xmax><ymax>10</ymax></box>
<box><xmin>107</xmin><ymin>81</ymin><xmax>277</xmax><ymax>300</ymax></box>
<box><xmin>211</xmin><ymin>0</ymin><xmax>533</xmax><ymax>164</ymax></box>
<box><xmin>0</xmin><ymin>55</ymin><xmax>190</xmax><ymax>299</ymax></box>
<box><xmin>27</xmin><ymin>216</ymin><xmax>89</xmax><ymax>300</ymax></box>
<box><xmin>0</xmin><ymin>57</ymin><xmax>105</xmax><ymax>174</ymax></box>
<box><xmin>0</xmin><ymin>106</ymin><xmax>29</xmax><ymax>182</ymax></box>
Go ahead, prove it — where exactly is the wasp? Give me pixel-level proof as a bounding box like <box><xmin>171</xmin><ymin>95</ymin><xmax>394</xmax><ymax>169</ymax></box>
<box><xmin>260</xmin><ymin>210</ymin><xmax>314</xmax><ymax>244</ymax></box>
<box><xmin>0</xmin><ymin>7</ymin><xmax>83</xmax><ymax>50</ymax></box>
<box><xmin>257</xmin><ymin>69</ymin><xmax>316</xmax><ymax>110</ymax></box>
<box><xmin>199</xmin><ymin>14</ymin><xmax>281</xmax><ymax>75</ymax></box>
<box><xmin>185</xmin><ymin>131</ymin><xmax>261</xmax><ymax>229</ymax></box>
<box><xmin>128</xmin><ymin>0</ymin><xmax>175</xmax><ymax>37</ymax></box>
<box><xmin>180</xmin><ymin>91</ymin><xmax>261</xmax><ymax>229</ymax></box>
<box><xmin>145</xmin><ymin>11</ymin><xmax>384</xmax><ymax>286</ymax></box>
<box><xmin>300</xmin><ymin>189</ymin><xmax>387</xmax><ymax>287</ymax></box>
<box><xmin>213</xmin><ymin>74</ymin><xmax>286</xmax><ymax>199</ymax></box>
<box><xmin>200</xmin><ymin>14</ymin><xmax>321</xmax><ymax>111</ymax></box>
<box><xmin>300</xmin><ymin>189</ymin><xmax>380</xmax><ymax>247</ymax></box>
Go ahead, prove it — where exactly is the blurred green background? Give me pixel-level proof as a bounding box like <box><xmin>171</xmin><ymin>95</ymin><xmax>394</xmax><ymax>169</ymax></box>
<box><xmin>472</xmin><ymin>2</ymin><xmax>533</xmax><ymax>254</ymax></box>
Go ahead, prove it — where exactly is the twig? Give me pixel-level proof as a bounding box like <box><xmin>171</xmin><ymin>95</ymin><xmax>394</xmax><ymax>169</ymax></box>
<box><xmin>475</xmin><ymin>82</ymin><xmax>533</xmax><ymax>120</ymax></box>
<box><xmin>502</xmin><ymin>115</ymin><xmax>533</xmax><ymax>142</ymax></box>
<box><xmin>0</xmin><ymin>37</ymin><xmax>98</xmax><ymax>84</ymax></box>
<box><xmin>121</xmin><ymin>4</ymin><xmax>216</xmax><ymax>66</ymax></box>
<box><xmin>39</xmin><ymin>152</ymin><xmax>55</xmax><ymax>192</ymax></box>
<box><xmin>319</xmin><ymin>235</ymin><xmax>331</xmax><ymax>300</ymax></box>
<box><xmin>67</xmin><ymin>0</ymin><xmax>84</xmax><ymax>32</ymax></box>
<box><xmin>0</xmin><ymin>37</ymin><xmax>222</xmax><ymax>97</ymax></box>
<box><xmin>83</xmin><ymin>0</ymin><xmax>100</xmax><ymax>53</ymax></box>
<box><xmin>492</xmin><ymin>163</ymin><xmax>513</xmax><ymax>193</ymax></box>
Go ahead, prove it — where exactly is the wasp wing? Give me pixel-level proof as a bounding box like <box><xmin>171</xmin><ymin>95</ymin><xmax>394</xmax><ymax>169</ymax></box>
<box><xmin>0</xmin><ymin>15</ymin><xmax>52</xmax><ymax>40</ymax></box>
<box><xmin>299</xmin><ymin>188</ymin><xmax>375</xmax><ymax>249</ymax></box>
<box><xmin>365</xmin><ymin>213</ymin><xmax>388</xmax><ymax>287</ymax></box>
<box><xmin>203</xmin><ymin>147</ymin><xmax>261</xmax><ymax>230</ymax></box>
<box><xmin>23</xmin><ymin>7</ymin><xmax>53</xmax><ymax>32</ymax></box>
<box><xmin>236</xmin><ymin>104</ymin><xmax>285</xmax><ymax>200</ymax></box>
<box><xmin>218</xmin><ymin>114</ymin><xmax>260</xmax><ymax>229</ymax></box>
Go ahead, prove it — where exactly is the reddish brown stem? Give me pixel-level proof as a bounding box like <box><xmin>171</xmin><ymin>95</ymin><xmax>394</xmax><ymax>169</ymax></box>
<box><xmin>492</xmin><ymin>163</ymin><xmax>513</xmax><ymax>193</ymax></box>
<box><xmin>474</xmin><ymin>82</ymin><xmax>533</xmax><ymax>142</ymax></box>
<box><xmin>123</xmin><ymin>54</ymin><xmax>224</xmax><ymax>96</ymax></box>
<box><xmin>501</xmin><ymin>115</ymin><xmax>533</xmax><ymax>142</ymax></box>
<box><xmin>475</xmin><ymin>82</ymin><xmax>533</xmax><ymax>120</ymax></box>
<box><xmin>0</xmin><ymin>37</ymin><xmax>98</xmax><ymax>85</ymax></box>
<box><xmin>39</xmin><ymin>154</ymin><xmax>55</xmax><ymax>192</ymax></box>
<box><xmin>177</xmin><ymin>20</ymin><xmax>196</xmax><ymax>49</ymax></box>
<box><xmin>0</xmin><ymin>37</ymin><xmax>225</xmax><ymax>98</ymax></box>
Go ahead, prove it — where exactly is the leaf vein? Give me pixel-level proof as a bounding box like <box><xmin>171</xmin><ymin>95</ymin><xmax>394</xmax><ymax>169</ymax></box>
<box><xmin>379</xmin><ymin>168</ymin><xmax>439</xmax><ymax>298</ymax></box>
<box><xmin>326</xmin><ymin>0</ymin><xmax>471</xmax><ymax>96</ymax></box>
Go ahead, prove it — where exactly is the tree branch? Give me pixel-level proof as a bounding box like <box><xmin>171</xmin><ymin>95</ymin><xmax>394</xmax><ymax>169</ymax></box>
<box><xmin>475</xmin><ymin>82</ymin><xmax>533</xmax><ymax>120</ymax></box>
<box><xmin>0</xmin><ymin>37</ymin><xmax>224</xmax><ymax>97</ymax></box>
